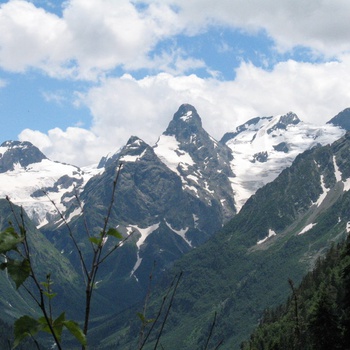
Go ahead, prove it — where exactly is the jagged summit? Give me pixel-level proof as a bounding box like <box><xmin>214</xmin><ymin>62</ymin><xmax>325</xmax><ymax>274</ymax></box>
<box><xmin>119</xmin><ymin>136</ymin><xmax>155</xmax><ymax>162</ymax></box>
<box><xmin>221</xmin><ymin>112</ymin><xmax>301</xmax><ymax>144</ymax></box>
<box><xmin>154</xmin><ymin>104</ymin><xmax>236</xmax><ymax>221</ymax></box>
<box><xmin>0</xmin><ymin>141</ymin><xmax>98</xmax><ymax>226</ymax></box>
<box><xmin>171</xmin><ymin>103</ymin><xmax>201</xmax><ymax>123</ymax></box>
<box><xmin>220</xmin><ymin>116</ymin><xmax>271</xmax><ymax>144</ymax></box>
<box><xmin>0</xmin><ymin>140</ymin><xmax>47</xmax><ymax>172</ymax></box>
<box><xmin>221</xmin><ymin>111</ymin><xmax>345</xmax><ymax>211</ymax></box>
<box><xmin>327</xmin><ymin>107</ymin><xmax>350</xmax><ymax>130</ymax></box>
<box><xmin>98</xmin><ymin>135</ymin><xmax>156</xmax><ymax>169</ymax></box>
<box><xmin>266</xmin><ymin>112</ymin><xmax>300</xmax><ymax>134</ymax></box>
<box><xmin>164</xmin><ymin>104</ymin><xmax>202</xmax><ymax>140</ymax></box>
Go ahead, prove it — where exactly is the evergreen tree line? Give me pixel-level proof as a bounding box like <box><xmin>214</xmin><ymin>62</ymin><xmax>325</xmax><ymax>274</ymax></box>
<box><xmin>241</xmin><ymin>234</ymin><xmax>350</xmax><ymax>350</ymax></box>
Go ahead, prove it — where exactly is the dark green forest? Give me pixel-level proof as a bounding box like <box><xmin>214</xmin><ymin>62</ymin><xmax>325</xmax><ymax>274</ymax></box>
<box><xmin>241</xmin><ymin>235</ymin><xmax>350</xmax><ymax>350</ymax></box>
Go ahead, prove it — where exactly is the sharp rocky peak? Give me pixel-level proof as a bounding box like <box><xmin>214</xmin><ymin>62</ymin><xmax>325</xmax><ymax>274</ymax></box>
<box><xmin>0</xmin><ymin>140</ymin><xmax>47</xmax><ymax>173</ymax></box>
<box><xmin>98</xmin><ymin>136</ymin><xmax>155</xmax><ymax>168</ymax></box>
<box><xmin>221</xmin><ymin>112</ymin><xmax>300</xmax><ymax>144</ymax></box>
<box><xmin>164</xmin><ymin>104</ymin><xmax>203</xmax><ymax>141</ymax></box>
<box><xmin>125</xmin><ymin>135</ymin><xmax>148</xmax><ymax>150</ymax></box>
<box><xmin>266</xmin><ymin>112</ymin><xmax>300</xmax><ymax>134</ymax></box>
<box><xmin>220</xmin><ymin>116</ymin><xmax>271</xmax><ymax>143</ymax></box>
<box><xmin>327</xmin><ymin>107</ymin><xmax>350</xmax><ymax>131</ymax></box>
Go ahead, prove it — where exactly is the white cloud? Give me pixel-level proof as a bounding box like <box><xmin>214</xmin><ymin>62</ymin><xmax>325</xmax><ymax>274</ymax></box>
<box><xmin>0</xmin><ymin>0</ymin><xmax>67</xmax><ymax>72</ymax></box>
<box><xmin>41</xmin><ymin>90</ymin><xmax>67</xmax><ymax>105</ymax></box>
<box><xmin>0</xmin><ymin>0</ymin><xmax>187</xmax><ymax>79</ymax></box>
<box><xmin>18</xmin><ymin>127</ymin><xmax>107</xmax><ymax>166</ymax></box>
<box><xmin>149</xmin><ymin>0</ymin><xmax>350</xmax><ymax>57</ymax></box>
<box><xmin>19</xmin><ymin>56</ymin><xmax>350</xmax><ymax>166</ymax></box>
<box><xmin>1</xmin><ymin>0</ymin><xmax>350</xmax><ymax>80</ymax></box>
<box><xmin>6</xmin><ymin>1</ymin><xmax>350</xmax><ymax>166</ymax></box>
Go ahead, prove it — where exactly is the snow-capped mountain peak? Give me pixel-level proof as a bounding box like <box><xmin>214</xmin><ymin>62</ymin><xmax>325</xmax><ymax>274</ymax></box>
<box><xmin>98</xmin><ymin>136</ymin><xmax>155</xmax><ymax>169</ymax></box>
<box><xmin>222</xmin><ymin>112</ymin><xmax>345</xmax><ymax>211</ymax></box>
<box><xmin>0</xmin><ymin>140</ymin><xmax>47</xmax><ymax>172</ymax></box>
<box><xmin>0</xmin><ymin>141</ymin><xmax>101</xmax><ymax>226</ymax></box>
<box><xmin>163</xmin><ymin>104</ymin><xmax>203</xmax><ymax>142</ymax></box>
<box><xmin>154</xmin><ymin>104</ymin><xmax>236</xmax><ymax>221</ymax></box>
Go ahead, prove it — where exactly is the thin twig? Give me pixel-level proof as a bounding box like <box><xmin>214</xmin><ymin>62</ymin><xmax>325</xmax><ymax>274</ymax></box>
<box><xmin>7</xmin><ymin>199</ymin><xmax>63</xmax><ymax>350</ymax></box>
<box><xmin>44</xmin><ymin>192</ymin><xmax>89</xmax><ymax>280</ymax></box>
<box><xmin>138</xmin><ymin>261</ymin><xmax>156</xmax><ymax>348</ymax></box>
<box><xmin>73</xmin><ymin>186</ymin><xmax>95</xmax><ymax>252</ymax></box>
<box><xmin>153</xmin><ymin>271</ymin><xmax>183</xmax><ymax>350</ymax></box>
<box><xmin>139</xmin><ymin>272</ymin><xmax>181</xmax><ymax>350</ymax></box>
<box><xmin>29</xmin><ymin>332</ymin><xmax>42</xmax><ymax>350</ymax></box>
<box><xmin>204</xmin><ymin>312</ymin><xmax>217</xmax><ymax>350</ymax></box>
<box><xmin>82</xmin><ymin>163</ymin><xmax>123</xmax><ymax>348</ymax></box>
<box><xmin>98</xmin><ymin>232</ymin><xmax>133</xmax><ymax>266</ymax></box>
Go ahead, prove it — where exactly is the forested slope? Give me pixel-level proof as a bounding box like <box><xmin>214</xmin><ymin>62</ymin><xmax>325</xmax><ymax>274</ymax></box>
<box><xmin>241</xmin><ymin>235</ymin><xmax>350</xmax><ymax>350</ymax></box>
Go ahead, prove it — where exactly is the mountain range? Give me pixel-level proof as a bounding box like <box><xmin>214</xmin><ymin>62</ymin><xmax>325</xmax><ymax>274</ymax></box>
<box><xmin>1</xmin><ymin>104</ymin><xmax>350</xmax><ymax>348</ymax></box>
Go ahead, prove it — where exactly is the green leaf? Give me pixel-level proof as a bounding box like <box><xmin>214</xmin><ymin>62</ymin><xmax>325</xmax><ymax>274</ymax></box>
<box><xmin>1</xmin><ymin>258</ymin><xmax>31</xmax><ymax>289</ymax></box>
<box><xmin>63</xmin><ymin>320</ymin><xmax>87</xmax><ymax>346</ymax></box>
<box><xmin>37</xmin><ymin>312</ymin><xmax>65</xmax><ymax>341</ymax></box>
<box><xmin>89</xmin><ymin>236</ymin><xmax>102</xmax><ymax>245</ymax></box>
<box><xmin>37</xmin><ymin>316</ymin><xmax>51</xmax><ymax>334</ymax></box>
<box><xmin>137</xmin><ymin>312</ymin><xmax>154</xmax><ymax>324</ymax></box>
<box><xmin>52</xmin><ymin>312</ymin><xmax>66</xmax><ymax>341</ymax></box>
<box><xmin>137</xmin><ymin>312</ymin><xmax>146</xmax><ymax>323</ymax></box>
<box><xmin>43</xmin><ymin>291</ymin><xmax>57</xmax><ymax>299</ymax></box>
<box><xmin>0</xmin><ymin>228</ymin><xmax>24</xmax><ymax>254</ymax></box>
<box><xmin>107</xmin><ymin>227</ymin><xmax>123</xmax><ymax>240</ymax></box>
<box><xmin>13</xmin><ymin>315</ymin><xmax>40</xmax><ymax>348</ymax></box>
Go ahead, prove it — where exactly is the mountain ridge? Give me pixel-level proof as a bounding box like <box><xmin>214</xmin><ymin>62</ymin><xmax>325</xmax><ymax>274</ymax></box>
<box><xmin>0</xmin><ymin>105</ymin><xmax>348</xmax><ymax>299</ymax></box>
<box><xmin>104</xmin><ymin>130</ymin><xmax>350</xmax><ymax>349</ymax></box>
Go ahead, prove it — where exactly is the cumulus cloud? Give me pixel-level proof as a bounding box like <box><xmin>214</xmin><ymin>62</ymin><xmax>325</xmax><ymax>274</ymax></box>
<box><xmin>147</xmin><ymin>0</ymin><xmax>350</xmax><ymax>56</ymax></box>
<box><xmin>83</xmin><ymin>56</ymin><xmax>350</xmax><ymax>143</ymax></box>
<box><xmin>0</xmin><ymin>0</ymin><xmax>187</xmax><ymax>79</ymax></box>
<box><xmin>18</xmin><ymin>127</ymin><xmax>109</xmax><ymax>166</ymax></box>
<box><xmin>19</xmin><ymin>55</ymin><xmax>350</xmax><ymax>166</ymax></box>
<box><xmin>0</xmin><ymin>1</ymin><xmax>67</xmax><ymax>72</ymax></box>
<box><xmin>4</xmin><ymin>0</ymin><xmax>350</xmax><ymax>166</ymax></box>
<box><xmin>1</xmin><ymin>0</ymin><xmax>350</xmax><ymax>80</ymax></box>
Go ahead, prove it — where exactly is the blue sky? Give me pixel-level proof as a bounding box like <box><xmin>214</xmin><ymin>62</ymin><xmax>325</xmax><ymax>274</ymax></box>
<box><xmin>1</xmin><ymin>0</ymin><xmax>350</xmax><ymax>166</ymax></box>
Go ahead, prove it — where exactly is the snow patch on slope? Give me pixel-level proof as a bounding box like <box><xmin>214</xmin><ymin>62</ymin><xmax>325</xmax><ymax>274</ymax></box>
<box><xmin>119</xmin><ymin>149</ymin><xmax>147</xmax><ymax>163</ymax></box>
<box><xmin>331</xmin><ymin>155</ymin><xmax>350</xmax><ymax>191</ymax></box>
<box><xmin>131</xmin><ymin>223</ymin><xmax>160</xmax><ymax>249</ymax></box>
<box><xmin>314</xmin><ymin>175</ymin><xmax>329</xmax><ymax>207</ymax></box>
<box><xmin>180</xmin><ymin>110</ymin><xmax>193</xmax><ymax>121</ymax></box>
<box><xmin>129</xmin><ymin>223</ymin><xmax>160</xmax><ymax>279</ymax></box>
<box><xmin>257</xmin><ymin>229</ymin><xmax>276</xmax><ymax>245</ymax></box>
<box><xmin>333</xmin><ymin>156</ymin><xmax>342</xmax><ymax>182</ymax></box>
<box><xmin>298</xmin><ymin>223</ymin><xmax>317</xmax><ymax>235</ymax></box>
<box><xmin>165</xmin><ymin>221</ymin><xmax>192</xmax><ymax>247</ymax></box>
<box><xmin>154</xmin><ymin>135</ymin><xmax>195</xmax><ymax>175</ymax></box>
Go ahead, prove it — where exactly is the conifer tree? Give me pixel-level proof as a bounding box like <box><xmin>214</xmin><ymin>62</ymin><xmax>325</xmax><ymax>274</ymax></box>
<box><xmin>341</xmin><ymin>238</ymin><xmax>350</xmax><ymax>349</ymax></box>
<box><xmin>308</xmin><ymin>285</ymin><xmax>341</xmax><ymax>350</ymax></box>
